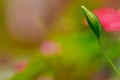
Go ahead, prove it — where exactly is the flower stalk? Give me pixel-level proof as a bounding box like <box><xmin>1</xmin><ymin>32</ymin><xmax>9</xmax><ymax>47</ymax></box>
<box><xmin>81</xmin><ymin>5</ymin><xmax>120</xmax><ymax>77</ymax></box>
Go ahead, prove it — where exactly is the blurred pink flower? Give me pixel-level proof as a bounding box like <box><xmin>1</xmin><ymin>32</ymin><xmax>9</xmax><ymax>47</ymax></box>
<box><xmin>84</xmin><ymin>8</ymin><xmax>120</xmax><ymax>32</ymax></box>
<box><xmin>40</xmin><ymin>40</ymin><xmax>62</xmax><ymax>56</ymax></box>
<box><xmin>14</xmin><ymin>60</ymin><xmax>28</xmax><ymax>72</ymax></box>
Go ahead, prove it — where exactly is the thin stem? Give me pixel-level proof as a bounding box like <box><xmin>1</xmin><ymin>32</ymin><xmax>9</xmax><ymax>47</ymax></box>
<box><xmin>98</xmin><ymin>38</ymin><xmax>120</xmax><ymax>77</ymax></box>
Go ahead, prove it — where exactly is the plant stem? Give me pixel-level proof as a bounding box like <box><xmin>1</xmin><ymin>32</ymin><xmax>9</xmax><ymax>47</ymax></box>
<box><xmin>98</xmin><ymin>39</ymin><xmax>120</xmax><ymax>77</ymax></box>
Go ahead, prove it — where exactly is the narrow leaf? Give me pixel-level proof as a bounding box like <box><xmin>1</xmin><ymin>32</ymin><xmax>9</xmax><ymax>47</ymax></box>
<box><xmin>81</xmin><ymin>6</ymin><xmax>101</xmax><ymax>38</ymax></box>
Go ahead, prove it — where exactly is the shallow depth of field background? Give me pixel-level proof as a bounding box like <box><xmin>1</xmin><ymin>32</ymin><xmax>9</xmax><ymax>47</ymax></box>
<box><xmin>0</xmin><ymin>0</ymin><xmax>120</xmax><ymax>80</ymax></box>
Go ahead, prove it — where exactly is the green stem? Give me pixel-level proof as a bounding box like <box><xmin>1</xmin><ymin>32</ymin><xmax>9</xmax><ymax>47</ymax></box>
<box><xmin>98</xmin><ymin>39</ymin><xmax>120</xmax><ymax>77</ymax></box>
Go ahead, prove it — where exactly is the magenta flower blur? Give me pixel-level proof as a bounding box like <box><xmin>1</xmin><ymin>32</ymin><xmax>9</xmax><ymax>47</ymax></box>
<box><xmin>14</xmin><ymin>60</ymin><xmax>28</xmax><ymax>72</ymax></box>
<box><xmin>40</xmin><ymin>40</ymin><xmax>62</xmax><ymax>56</ymax></box>
<box><xmin>84</xmin><ymin>8</ymin><xmax>120</xmax><ymax>32</ymax></box>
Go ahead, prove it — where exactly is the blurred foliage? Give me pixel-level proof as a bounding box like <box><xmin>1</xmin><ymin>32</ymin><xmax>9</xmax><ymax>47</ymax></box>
<box><xmin>0</xmin><ymin>0</ymin><xmax>120</xmax><ymax>80</ymax></box>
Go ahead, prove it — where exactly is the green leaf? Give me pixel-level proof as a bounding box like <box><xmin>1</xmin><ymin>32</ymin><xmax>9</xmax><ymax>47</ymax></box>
<box><xmin>81</xmin><ymin>6</ymin><xmax>101</xmax><ymax>38</ymax></box>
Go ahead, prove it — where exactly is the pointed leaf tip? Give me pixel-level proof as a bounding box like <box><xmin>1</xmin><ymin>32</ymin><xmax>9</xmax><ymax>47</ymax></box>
<box><xmin>81</xmin><ymin>6</ymin><xmax>101</xmax><ymax>38</ymax></box>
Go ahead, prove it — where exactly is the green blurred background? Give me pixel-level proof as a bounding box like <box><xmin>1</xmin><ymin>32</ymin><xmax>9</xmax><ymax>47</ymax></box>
<box><xmin>0</xmin><ymin>0</ymin><xmax>120</xmax><ymax>80</ymax></box>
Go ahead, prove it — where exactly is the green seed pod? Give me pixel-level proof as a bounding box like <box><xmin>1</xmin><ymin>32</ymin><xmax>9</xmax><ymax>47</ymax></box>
<box><xmin>81</xmin><ymin>6</ymin><xmax>101</xmax><ymax>38</ymax></box>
